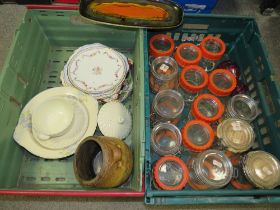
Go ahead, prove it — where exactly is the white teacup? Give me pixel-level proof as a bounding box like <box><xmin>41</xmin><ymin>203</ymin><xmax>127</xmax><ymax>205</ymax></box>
<box><xmin>32</xmin><ymin>98</ymin><xmax>74</xmax><ymax>141</ymax></box>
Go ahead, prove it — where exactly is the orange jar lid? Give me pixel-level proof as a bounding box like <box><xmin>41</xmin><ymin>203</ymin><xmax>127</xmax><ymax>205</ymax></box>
<box><xmin>181</xmin><ymin>120</ymin><xmax>214</xmax><ymax>152</ymax></box>
<box><xmin>179</xmin><ymin>65</ymin><xmax>208</xmax><ymax>93</ymax></box>
<box><xmin>191</xmin><ymin>94</ymin><xmax>224</xmax><ymax>123</ymax></box>
<box><xmin>149</xmin><ymin>34</ymin><xmax>175</xmax><ymax>57</ymax></box>
<box><xmin>153</xmin><ymin>156</ymin><xmax>189</xmax><ymax>190</ymax></box>
<box><xmin>200</xmin><ymin>36</ymin><xmax>226</xmax><ymax>61</ymax></box>
<box><xmin>175</xmin><ymin>43</ymin><xmax>202</xmax><ymax>67</ymax></box>
<box><xmin>208</xmin><ymin>69</ymin><xmax>237</xmax><ymax>96</ymax></box>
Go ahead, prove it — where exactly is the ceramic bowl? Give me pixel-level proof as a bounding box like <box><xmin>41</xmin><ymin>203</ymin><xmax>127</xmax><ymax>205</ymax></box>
<box><xmin>32</xmin><ymin>98</ymin><xmax>75</xmax><ymax>141</ymax></box>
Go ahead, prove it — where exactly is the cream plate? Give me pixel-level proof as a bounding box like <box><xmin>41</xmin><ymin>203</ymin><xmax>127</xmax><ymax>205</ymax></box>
<box><xmin>64</xmin><ymin>43</ymin><xmax>129</xmax><ymax>94</ymax></box>
<box><xmin>13</xmin><ymin>87</ymin><xmax>98</xmax><ymax>159</ymax></box>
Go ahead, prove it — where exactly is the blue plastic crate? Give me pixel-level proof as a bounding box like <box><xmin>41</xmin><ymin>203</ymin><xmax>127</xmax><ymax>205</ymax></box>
<box><xmin>174</xmin><ymin>0</ymin><xmax>217</xmax><ymax>13</ymax></box>
<box><xmin>144</xmin><ymin>14</ymin><xmax>280</xmax><ymax>205</ymax></box>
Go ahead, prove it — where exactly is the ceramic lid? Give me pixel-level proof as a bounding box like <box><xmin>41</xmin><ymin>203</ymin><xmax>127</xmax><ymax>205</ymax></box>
<box><xmin>217</xmin><ymin>118</ymin><xmax>255</xmax><ymax>153</ymax></box>
<box><xmin>64</xmin><ymin>43</ymin><xmax>129</xmax><ymax>94</ymax></box>
<box><xmin>97</xmin><ymin>101</ymin><xmax>132</xmax><ymax>139</ymax></box>
<box><xmin>13</xmin><ymin>87</ymin><xmax>98</xmax><ymax>159</ymax></box>
<box><xmin>243</xmin><ymin>151</ymin><xmax>280</xmax><ymax>189</ymax></box>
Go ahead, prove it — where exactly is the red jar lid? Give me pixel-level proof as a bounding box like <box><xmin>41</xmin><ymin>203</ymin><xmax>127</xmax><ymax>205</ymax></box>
<box><xmin>181</xmin><ymin>120</ymin><xmax>214</xmax><ymax>152</ymax></box>
<box><xmin>153</xmin><ymin>156</ymin><xmax>189</xmax><ymax>190</ymax></box>
<box><xmin>149</xmin><ymin>34</ymin><xmax>175</xmax><ymax>57</ymax></box>
<box><xmin>179</xmin><ymin>65</ymin><xmax>208</xmax><ymax>93</ymax></box>
<box><xmin>208</xmin><ymin>69</ymin><xmax>237</xmax><ymax>96</ymax></box>
<box><xmin>191</xmin><ymin>94</ymin><xmax>224</xmax><ymax>123</ymax></box>
<box><xmin>200</xmin><ymin>36</ymin><xmax>226</xmax><ymax>61</ymax></box>
<box><xmin>175</xmin><ymin>43</ymin><xmax>202</xmax><ymax>67</ymax></box>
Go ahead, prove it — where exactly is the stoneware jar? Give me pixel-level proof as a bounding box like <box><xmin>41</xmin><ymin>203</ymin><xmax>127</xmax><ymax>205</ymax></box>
<box><xmin>74</xmin><ymin>136</ymin><xmax>133</xmax><ymax>188</ymax></box>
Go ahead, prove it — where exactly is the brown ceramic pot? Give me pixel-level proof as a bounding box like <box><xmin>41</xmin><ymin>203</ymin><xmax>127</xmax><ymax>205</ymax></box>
<box><xmin>74</xmin><ymin>136</ymin><xmax>133</xmax><ymax>188</ymax></box>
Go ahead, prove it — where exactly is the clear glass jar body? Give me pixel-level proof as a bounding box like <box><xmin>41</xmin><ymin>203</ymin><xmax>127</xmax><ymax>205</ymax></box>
<box><xmin>188</xmin><ymin>149</ymin><xmax>233</xmax><ymax>190</ymax></box>
<box><xmin>149</xmin><ymin>56</ymin><xmax>179</xmax><ymax>93</ymax></box>
<box><xmin>151</xmin><ymin>123</ymin><xmax>182</xmax><ymax>156</ymax></box>
<box><xmin>151</xmin><ymin>90</ymin><xmax>184</xmax><ymax>125</ymax></box>
<box><xmin>200</xmin><ymin>36</ymin><xmax>225</xmax><ymax>72</ymax></box>
<box><xmin>225</xmin><ymin>94</ymin><xmax>258</xmax><ymax>122</ymax></box>
<box><xmin>179</xmin><ymin>67</ymin><xmax>207</xmax><ymax>104</ymax></box>
<box><xmin>152</xmin><ymin>156</ymin><xmax>189</xmax><ymax>190</ymax></box>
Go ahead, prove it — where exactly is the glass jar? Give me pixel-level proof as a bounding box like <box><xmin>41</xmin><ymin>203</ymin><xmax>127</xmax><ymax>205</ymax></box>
<box><xmin>149</xmin><ymin>56</ymin><xmax>179</xmax><ymax>93</ymax></box>
<box><xmin>149</xmin><ymin>34</ymin><xmax>175</xmax><ymax>57</ymax></box>
<box><xmin>151</xmin><ymin>123</ymin><xmax>182</xmax><ymax>156</ymax></box>
<box><xmin>151</xmin><ymin>90</ymin><xmax>184</xmax><ymax>125</ymax></box>
<box><xmin>217</xmin><ymin>118</ymin><xmax>255</xmax><ymax>153</ymax></box>
<box><xmin>199</xmin><ymin>36</ymin><xmax>226</xmax><ymax>72</ymax></box>
<box><xmin>153</xmin><ymin>156</ymin><xmax>189</xmax><ymax>190</ymax></box>
<box><xmin>181</xmin><ymin>120</ymin><xmax>214</xmax><ymax>152</ymax></box>
<box><xmin>208</xmin><ymin>69</ymin><xmax>237</xmax><ymax>97</ymax></box>
<box><xmin>242</xmin><ymin>151</ymin><xmax>280</xmax><ymax>189</ymax></box>
<box><xmin>179</xmin><ymin>65</ymin><xmax>208</xmax><ymax>104</ymax></box>
<box><xmin>225</xmin><ymin>94</ymin><xmax>259</xmax><ymax>122</ymax></box>
<box><xmin>229</xmin><ymin>154</ymin><xmax>254</xmax><ymax>190</ymax></box>
<box><xmin>175</xmin><ymin>43</ymin><xmax>202</xmax><ymax>67</ymax></box>
<box><xmin>188</xmin><ymin>149</ymin><xmax>233</xmax><ymax>190</ymax></box>
<box><xmin>191</xmin><ymin>94</ymin><xmax>224</xmax><ymax>123</ymax></box>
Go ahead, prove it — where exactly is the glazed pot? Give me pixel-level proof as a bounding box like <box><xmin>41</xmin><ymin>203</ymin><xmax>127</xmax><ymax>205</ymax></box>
<box><xmin>74</xmin><ymin>136</ymin><xmax>133</xmax><ymax>188</ymax></box>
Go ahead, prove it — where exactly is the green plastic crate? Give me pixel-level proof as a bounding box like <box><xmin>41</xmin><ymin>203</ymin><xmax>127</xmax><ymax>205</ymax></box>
<box><xmin>0</xmin><ymin>9</ymin><xmax>145</xmax><ymax>195</ymax></box>
<box><xmin>144</xmin><ymin>14</ymin><xmax>280</xmax><ymax>204</ymax></box>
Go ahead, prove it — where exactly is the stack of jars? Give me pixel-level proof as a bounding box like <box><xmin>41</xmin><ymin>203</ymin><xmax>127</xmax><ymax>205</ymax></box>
<box><xmin>149</xmin><ymin>33</ymin><xmax>280</xmax><ymax>191</ymax></box>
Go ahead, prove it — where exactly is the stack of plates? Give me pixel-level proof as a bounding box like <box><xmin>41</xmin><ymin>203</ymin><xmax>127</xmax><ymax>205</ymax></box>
<box><xmin>61</xmin><ymin>43</ymin><xmax>133</xmax><ymax>103</ymax></box>
<box><xmin>13</xmin><ymin>87</ymin><xmax>98</xmax><ymax>159</ymax></box>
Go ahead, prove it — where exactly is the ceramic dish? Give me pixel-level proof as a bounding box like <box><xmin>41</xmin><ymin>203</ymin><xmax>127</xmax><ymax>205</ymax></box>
<box><xmin>98</xmin><ymin>101</ymin><xmax>132</xmax><ymax>139</ymax></box>
<box><xmin>13</xmin><ymin>87</ymin><xmax>98</xmax><ymax>159</ymax></box>
<box><xmin>60</xmin><ymin>70</ymin><xmax>133</xmax><ymax>103</ymax></box>
<box><xmin>63</xmin><ymin>43</ymin><xmax>129</xmax><ymax>94</ymax></box>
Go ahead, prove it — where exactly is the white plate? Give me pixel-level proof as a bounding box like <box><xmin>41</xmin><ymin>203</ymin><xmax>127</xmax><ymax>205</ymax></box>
<box><xmin>13</xmin><ymin>87</ymin><xmax>98</xmax><ymax>159</ymax></box>
<box><xmin>64</xmin><ymin>43</ymin><xmax>129</xmax><ymax>94</ymax></box>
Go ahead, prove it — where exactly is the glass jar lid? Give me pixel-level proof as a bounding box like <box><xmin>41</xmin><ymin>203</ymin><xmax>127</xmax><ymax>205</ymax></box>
<box><xmin>217</xmin><ymin>118</ymin><xmax>255</xmax><ymax>153</ymax></box>
<box><xmin>153</xmin><ymin>89</ymin><xmax>184</xmax><ymax>119</ymax></box>
<box><xmin>194</xmin><ymin>149</ymin><xmax>233</xmax><ymax>188</ymax></box>
<box><xmin>151</xmin><ymin>56</ymin><xmax>178</xmax><ymax>81</ymax></box>
<box><xmin>227</xmin><ymin>94</ymin><xmax>259</xmax><ymax>122</ymax></box>
<box><xmin>181</xmin><ymin>120</ymin><xmax>214</xmax><ymax>152</ymax></box>
<box><xmin>179</xmin><ymin>65</ymin><xmax>208</xmax><ymax>93</ymax></box>
<box><xmin>153</xmin><ymin>156</ymin><xmax>189</xmax><ymax>190</ymax></box>
<box><xmin>243</xmin><ymin>151</ymin><xmax>280</xmax><ymax>189</ymax></box>
<box><xmin>192</xmin><ymin>94</ymin><xmax>224</xmax><ymax>123</ymax></box>
<box><xmin>200</xmin><ymin>36</ymin><xmax>226</xmax><ymax>61</ymax></box>
<box><xmin>149</xmin><ymin>34</ymin><xmax>175</xmax><ymax>57</ymax></box>
<box><xmin>208</xmin><ymin>69</ymin><xmax>237</xmax><ymax>97</ymax></box>
<box><xmin>151</xmin><ymin>123</ymin><xmax>182</xmax><ymax>155</ymax></box>
<box><xmin>175</xmin><ymin>43</ymin><xmax>202</xmax><ymax>67</ymax></box>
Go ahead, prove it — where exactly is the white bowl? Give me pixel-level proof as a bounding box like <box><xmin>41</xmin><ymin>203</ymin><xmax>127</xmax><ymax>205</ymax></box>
<box><xmin>32</xmin><ymin>98</ymin><xmax>74</xmax><ymax>140</ymax></box>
